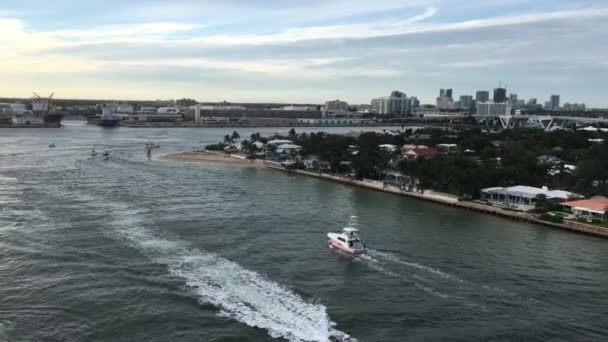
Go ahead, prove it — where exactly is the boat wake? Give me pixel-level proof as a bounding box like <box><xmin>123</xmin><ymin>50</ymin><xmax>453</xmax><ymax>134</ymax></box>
<box><xmin>110</xmin><ymin>212</ymin><xmax>354</xmax><ymax>342</ymax></box>
<box><xmin>356</xmin><ymin>249</ymin><xmax>519</xmax><ymax>309</ymax></box>
<box><xmin>368</xmin><ymin>250</ymin><xmax>466</xmax><ymax>284</ymax></box>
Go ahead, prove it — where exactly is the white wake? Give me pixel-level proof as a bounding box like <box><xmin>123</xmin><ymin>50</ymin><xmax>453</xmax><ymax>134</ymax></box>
<box><xmin>111</xmin><ymin>214</ymin><xmax>353</xmax><ymax>342</ymax></box>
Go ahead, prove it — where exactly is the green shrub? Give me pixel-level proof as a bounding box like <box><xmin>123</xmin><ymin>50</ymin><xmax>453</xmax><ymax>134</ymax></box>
<box><xmin>539</xmin><ymin>213</ymin><xmax>564</xmax><ymax>223</ymax></box>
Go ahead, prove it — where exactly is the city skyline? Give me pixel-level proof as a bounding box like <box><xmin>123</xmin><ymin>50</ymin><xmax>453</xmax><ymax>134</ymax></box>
<box><xmin>1</xmin><ymin>0</ymin><xmax>608</xmax><ymax>106</ymax></box>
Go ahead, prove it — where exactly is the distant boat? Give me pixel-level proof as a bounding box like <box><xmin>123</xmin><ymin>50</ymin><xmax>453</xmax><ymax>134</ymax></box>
<box><xmin>91</xmin><ymin>150</ymin><xmax>98</xmax><ymax>157</ymax></box>
<box><xmin>49</xmin><ymin>143</ymin><xmax>56</xmax><ymax>148</ymax></box>
<box><xmin>102</xmin><ymin>151</ymin><xmax>111</xmax><ymax>160</ymax></box>
<box><xmin>327</xmin><ymin>216</ymin><xmax>367</xmax><ymax>255</ymax></box>
<box><xmin>145</xmin><ymin>143</ymin><xmax>160</xmax><ymax>149</ymax></box>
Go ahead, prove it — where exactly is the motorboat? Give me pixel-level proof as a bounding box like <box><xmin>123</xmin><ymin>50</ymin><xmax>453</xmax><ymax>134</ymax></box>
<box><xmin>145</xmin><ymin>143</ymin><xmax>160</xmax><ymax>149</ymax></box>
<box><xmin>91</xmin><ymin>150</ymin><xmax>98</xmax><ymax>157</ymax></box>
<box><xmin>49</xmin><ymin>143</ymin><xmax>56</xmax><ymax>148</ymax></box>
<box><xmin>102</xmin><ymin>151</ymin><xmax>111</xmax><ymax>160</ymax></box>
<box><xmin>327</xmin><ymin>216</ymin><xmax>367</xmax><ymax>255</ymax></box>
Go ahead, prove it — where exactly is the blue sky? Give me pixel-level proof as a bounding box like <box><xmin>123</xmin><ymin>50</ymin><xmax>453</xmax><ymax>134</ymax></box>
<box><xmin>1</xmin><ymin>0</ymin><xmax>608</xmax><ymax>106</ymax></box>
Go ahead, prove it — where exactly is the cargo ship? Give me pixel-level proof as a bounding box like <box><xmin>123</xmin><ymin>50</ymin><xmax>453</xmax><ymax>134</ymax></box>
<box><xmin>87</xmin><ymin>105</ymin><xmax>119</xmax><ymax>127</ymax></box>
<box><xmin>43</xmin><ymin>113</ymin><xmax>64</xmax><ymax>127</ymax></box>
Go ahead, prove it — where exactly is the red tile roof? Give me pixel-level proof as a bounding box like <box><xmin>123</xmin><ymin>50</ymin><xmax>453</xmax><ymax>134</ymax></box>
<box><xmin>406</xmin><ymin>147</ymin><xmax>439</xmax><ymax>158</ymax></box>
<box><xmin>562</xmin><ymin>197</ymin><xmax>608</xmax><ymax>212</ymax></box>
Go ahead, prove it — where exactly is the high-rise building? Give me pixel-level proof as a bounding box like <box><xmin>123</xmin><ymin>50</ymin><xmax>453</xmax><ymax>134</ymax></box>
<box><xmin>517</xmin><ymin>99</ymin><xmax>526</xmax><ymax>108</ymax></box>
<box><xmin>493</xmin><ymin>87</ymin><xmax>507</xmax><ymax>103</ymax></box>
<box><xmin>436</xmin><ymin>96</ymin><xmax>454</xmax><ymax>110</ymax></box>
<box><xmin>409</xmin><ymin>96</ymin><xmax>420</xmax><ymax>109</ymax></box>
<box><xmin>528</xmin><ymin>98</ymin><xmax>537</xmax><ymax>105</ymax></box>
<box><xmin>439</xmin><ymin>88</ymin><xmax>453</xmax><ymax>98</ymax></box>
<box><xmin>475</xmin><ymin>91</ymin><xmax>490</xmax><ymax>103</ymax></box>
<box><xmin>323</xmin><ymin>99</ymin><xmax>349</xmax><ymax>117</ymax></box>
<box><xmin>476</xmin><ymin>102</ymin><xmax>512</xmax><ymax>116</ymax></box>
<box><xmin>459</xmin><ymin>95</ymin><xmax>474</xmax><ymax>110</ymax></box>
<box><xmin>550</xmin><ymin>95</ymin><xmax>560</xmax><ymax>110</ymax></box>
<box><xmin>325</xmin><ymin>99</ymin><xmax>348</xmax><ymax>112</ymax></box>
<box><xmin>563</xmin><ymin>103</ymin><xmax>586</xmax><ymax>111</ymax></box>
<box><xmin>371</xmin><ymin>91</ymin><xmax>409</xmax><ymax>116</ymax></box>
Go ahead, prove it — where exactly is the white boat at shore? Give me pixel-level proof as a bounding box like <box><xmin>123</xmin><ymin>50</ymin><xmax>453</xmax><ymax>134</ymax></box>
<box><xmin>327</xmin><ymin>216</ymin><xmax>367</xmax><ymax>255</ymax></box>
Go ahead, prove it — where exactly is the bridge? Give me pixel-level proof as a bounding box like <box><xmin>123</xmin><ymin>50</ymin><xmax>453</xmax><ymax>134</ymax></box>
<box><xmin>473</xmin><ymin>115</ymin><xmax>608</xmax><ymax>131</ymax></box>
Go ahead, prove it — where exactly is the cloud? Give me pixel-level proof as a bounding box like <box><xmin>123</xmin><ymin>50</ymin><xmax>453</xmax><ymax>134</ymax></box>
<box><xmin>1</xmin><ymin>1</ymin><xmax>608</xmax><ymax>105</ymax></box>
<box><xmin>172</xmin><ymin>7</ymin><xmax>608</xmax><ymax>46</ymax></box>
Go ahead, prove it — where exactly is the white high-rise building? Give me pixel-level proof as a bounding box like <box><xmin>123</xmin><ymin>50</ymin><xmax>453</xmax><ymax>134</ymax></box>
<box><xmin>476</xmin><ymin>102</ymin><xmax>512</xmax><ymax>116</ymax></box>
<box><xmin>436</xmin><ymin>96</ymin><xmax>454</xmax><ymax>110</ymax></box>
<box><xmin>371</xmin><ymin>91</ymin><xmax>410</xmax><ymax>116</ymax></box>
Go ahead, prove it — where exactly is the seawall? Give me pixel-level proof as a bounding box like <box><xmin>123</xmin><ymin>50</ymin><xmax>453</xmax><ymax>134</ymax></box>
<box><xmin>263</xmin><ymin>162</ymin><xmax>608</xmax><ymax>239</ymax></box>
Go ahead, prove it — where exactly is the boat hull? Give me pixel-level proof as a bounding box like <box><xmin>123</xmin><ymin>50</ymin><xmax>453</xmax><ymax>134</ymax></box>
<box><xmin>87</xmin><ymin>118</ymin><xmax>120</xmax><ymax>127</ymax></box>
<box><xmin>328</xmin><ymin>239</ymin><xmax>366</xmax><ymax>255</ymax></box>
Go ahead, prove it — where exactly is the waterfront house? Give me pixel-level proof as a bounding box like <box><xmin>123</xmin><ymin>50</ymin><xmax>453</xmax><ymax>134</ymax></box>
<box><xmin>404</xmin><ymin>146</ymin><xmax>440</xmax><ymax>159</ymax></box>
<box><xmin>481</xmin><ymin>185</ymin><xmax>580</xmax><ymax>211</ymax></box>
<box><xmin>266</xmin><ymin>139</ymin><xmax>293</xmax><ymax>146</ymax></box>
<box><xmin>561</xmin><ymin>197</ymin><xmax>608</xmax><ymax>222</ymax></box>
<box><xmin>437</xmin><ymin>144</ymin><xmax>458</xmax><ymax>153</ymax></box>
<box><xmin>302</xmin><ymin>156</ymin><xmax>330</xmax><ymax>170</ymax></box>
<box><xmin>379</xmin><ymin>144</ymin><xmax>398</xmax><ymax>153</ymax></box>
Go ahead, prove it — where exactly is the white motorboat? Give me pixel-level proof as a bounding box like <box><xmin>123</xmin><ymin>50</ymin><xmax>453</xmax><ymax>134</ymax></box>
<box><xmin>327</xmin><ymin>216</ymin><xmax>367</xmax><ymax>255</ymax></box>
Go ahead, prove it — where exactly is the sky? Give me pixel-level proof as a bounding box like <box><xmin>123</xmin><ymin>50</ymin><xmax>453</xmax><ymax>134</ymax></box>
<box><xmin>1</xmin><ymin>0</ymin><xmax>608</xmax><ymax>106</ymax></box>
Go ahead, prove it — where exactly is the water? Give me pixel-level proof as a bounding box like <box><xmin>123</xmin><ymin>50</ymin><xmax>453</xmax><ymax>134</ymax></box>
<box><xmin>1</xmin><ymin>122</ymin><xmax>607</xmax><ymax>341</ymax></box>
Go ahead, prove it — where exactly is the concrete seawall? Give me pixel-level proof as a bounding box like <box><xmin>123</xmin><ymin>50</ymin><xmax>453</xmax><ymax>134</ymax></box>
<box><xmin>264</xmin><ymin>163</ymin><xmax>608</xmax><ymax>239</ymax></box>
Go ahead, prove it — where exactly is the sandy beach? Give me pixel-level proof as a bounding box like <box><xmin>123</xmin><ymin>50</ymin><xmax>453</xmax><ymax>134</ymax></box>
<box><xmin>158</xmin><ymin>151</ymin><xmax>262</xmax><ymax>167</ymax></box>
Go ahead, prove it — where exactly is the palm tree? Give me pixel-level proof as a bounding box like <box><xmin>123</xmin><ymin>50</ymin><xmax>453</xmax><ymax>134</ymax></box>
<box><xmin>231</xmin><ymin>131</ymin><xmax>240</xmax><ymax>143</ymax></box>
<box><xmin>224</xmin><ymin>134</ymin><xmax>231</xmax><ymax>144</ymax></box>
<box><xmin>240</xmin><ymin>139</ymin><xmax>251</xmax><ymax>152</ymax></box>
<box><xmin>248</xmin><ymin>144</ymin><xmax>259</xmax><ymax>159</ymax></box>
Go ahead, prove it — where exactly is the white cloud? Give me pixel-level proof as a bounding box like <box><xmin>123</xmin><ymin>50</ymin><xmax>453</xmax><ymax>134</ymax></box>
<box><xmin>1</xmin><ymin>2</ymin><xmax>608</xmax><ymax>105</ymax></box>
<box><xmin>174</xmin><ymin>7</ymin><xmax>608</xmax><ymax>46</ymax></box>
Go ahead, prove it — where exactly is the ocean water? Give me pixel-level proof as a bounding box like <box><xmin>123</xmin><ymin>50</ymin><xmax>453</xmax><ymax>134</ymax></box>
<box><xmin>0</xmin><ymin>122</ymin><xmax>607</xmax><ymax>341</ymax></box>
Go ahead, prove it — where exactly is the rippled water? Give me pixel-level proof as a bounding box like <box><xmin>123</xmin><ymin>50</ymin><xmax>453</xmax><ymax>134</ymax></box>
<box><xmin>1</xmin><ymin>122</ymin><xmax>607</xmax><ymax>341</ymax></box>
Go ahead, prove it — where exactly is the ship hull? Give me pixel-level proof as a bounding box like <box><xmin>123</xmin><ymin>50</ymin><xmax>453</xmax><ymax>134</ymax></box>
<box><xmin>43</xmin><ymin>113</ymin><xmax>63</xmax><ymax>127</ymax></box>
<box><xmin>87</xmin><ymin>118</ymin><xmax>120</xmax><ymax>127</ymax></box>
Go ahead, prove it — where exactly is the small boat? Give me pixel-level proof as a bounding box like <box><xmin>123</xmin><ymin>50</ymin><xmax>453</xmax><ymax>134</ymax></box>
<box><xmin>102</xmin><ymin>151</ymin><xmax>111</xmax><ymax>160</ymax></box>
<box><xmin>49</xmin><ymin>144</ymin><xmax>56</xmax><ymax>148</ymax></box>
<box><xmin>327</xmin><ymin>216</ymin><xmax>367</xmax><ymax>255</ymax></box>
<box><xmin>91</xmin><ymin>150</ymin><xmax>98</xmax><ymax>157</ymax></box>
<box><xmin>145</xmin><ymin>143</ymin><xmax>160</xmax><ymax>149</ymax></box>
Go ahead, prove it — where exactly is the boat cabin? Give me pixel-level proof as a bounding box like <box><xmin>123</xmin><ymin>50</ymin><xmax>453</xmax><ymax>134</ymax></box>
<box><xmin>342</xmin><ymin>227</ymin><xmax>360</xmax><ymax>241</ymax></box>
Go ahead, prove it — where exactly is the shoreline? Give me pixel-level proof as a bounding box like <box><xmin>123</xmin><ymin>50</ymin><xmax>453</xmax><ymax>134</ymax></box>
<box><xmin>160</xmin><ymin>151</ymin><xmax>608</xmax><ymax>239</ymax></box>
<box><xmin>158</xmin><ymin>151</ymin><xmax>263</xmax><ymax>167</ymax></box>
<box><xmin>263</xmin><ymin>162</ymin><xmax>608</xmax><ymax>239</ymax></box>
